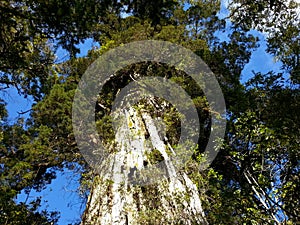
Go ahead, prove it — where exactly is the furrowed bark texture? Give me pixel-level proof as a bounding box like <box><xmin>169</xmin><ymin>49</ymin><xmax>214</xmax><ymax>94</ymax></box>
<box><xmin>81</xmin><ymin>106</ymin><xmax>208</xmax><ymax>225</ymax></box>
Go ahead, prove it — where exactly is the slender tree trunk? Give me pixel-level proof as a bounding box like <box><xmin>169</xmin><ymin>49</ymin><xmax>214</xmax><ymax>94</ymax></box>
<box><xmin>81</xmin><ymin>105</ymin><xmax>208</xmax><ymax>225</ymax></box>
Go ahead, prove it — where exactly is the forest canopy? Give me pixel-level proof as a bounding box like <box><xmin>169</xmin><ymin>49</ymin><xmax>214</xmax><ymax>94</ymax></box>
<box><xmin>0</xmin><ymin>0</ymin><xmax>299</xmax><ymax>224</ymax></box>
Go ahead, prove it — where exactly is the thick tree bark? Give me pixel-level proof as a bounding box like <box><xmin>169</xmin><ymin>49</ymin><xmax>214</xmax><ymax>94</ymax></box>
<box><xmin>81</xmin><ymin>106</ymin><xmax>208</xmax><ymax>225</ymax></box>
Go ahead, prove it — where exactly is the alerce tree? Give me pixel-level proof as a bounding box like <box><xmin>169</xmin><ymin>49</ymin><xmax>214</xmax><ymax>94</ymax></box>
<box><xmin>1</xmin><ymin>0</ymin><xmax>299</xmax><ymax>224</ymax></box>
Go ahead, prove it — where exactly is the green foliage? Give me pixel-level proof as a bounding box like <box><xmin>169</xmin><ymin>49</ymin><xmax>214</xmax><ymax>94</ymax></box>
<box><xmin>0</xmin><ymin>0</ymin><xmax>299</xmax><ymax>224</ymax></box>
<box><xmin>229</xmin><ymin>0</ymin><xmax>300</xmax><ymax>84</ymax></box>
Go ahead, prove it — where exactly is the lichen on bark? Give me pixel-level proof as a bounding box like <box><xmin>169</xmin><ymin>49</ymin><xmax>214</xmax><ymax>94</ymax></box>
<box><xmin>81</xmin><ymin>100</ymin><xmax>208</xmax><ymax>225</ymax></box>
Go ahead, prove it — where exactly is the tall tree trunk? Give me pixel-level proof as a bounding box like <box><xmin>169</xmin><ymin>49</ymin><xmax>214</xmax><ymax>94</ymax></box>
<box><xmin>81</xmin><ymin>105</ymin><xmax>208</xmax><ymax>225</ymax></box>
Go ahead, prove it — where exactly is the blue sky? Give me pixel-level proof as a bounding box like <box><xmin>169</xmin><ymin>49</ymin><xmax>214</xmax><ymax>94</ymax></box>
<box><xmin>7</xmin><ymin>2</ymin><xmax>285</xmax><ymax>224</ymax></box>
<box><xmin>241</xmin><ymin>30</ymin><xmax>283</xmax><ymax>83</ymax></box>
<box><xmin>17</xmin><ymin>168</ymin><xmax>84</xmax><ymax>225</ymax></box>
